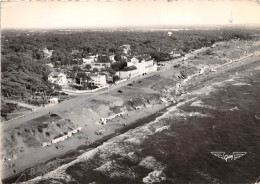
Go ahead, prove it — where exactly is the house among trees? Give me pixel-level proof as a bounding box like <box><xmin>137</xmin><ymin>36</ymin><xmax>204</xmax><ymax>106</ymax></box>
<box><xmin>48</xmin><ymin>97</ymin><xmax>59</xmax><ymax>104</ymax></box>
<box><xmin>116</xmin><ymin>66</ymin><xmax>139</xmax><ymax>79</ymax></box>
<box><xmin>119</xmin><ymin>44</ymin><xmax>131</xmax><ymax>55</ymax></box>
<box><xmin>82</xmin><ymin>55</ymin><xmax>98</xmax><ymax>64</ymax></box>
<box><xmin>45</xmin><ymin>63</ymin><xmax>54</xmax><ymax>68</ymax></box>
<box><xmin>43</xmin><ymin>48</ymin><xmax>53</xmax><ymax>58</ymax></box>
<box><xmin>109</xmin><ymin>55</ymin><xmax>116</xmax><ymax>62</ymax></box>
<box><xmin>90</xmin><ymin>62</ymin><xmax>111</xmax><ymax>71</ymax></box>
<box><xmin>48</xmin><ymin>72</ymin><xmax>67</xmax><ymax>86</ymax></box>
<box><xmin>127</xmin><ymin>57</ymin><xmax>157</xmax><ymax>74</ymax></box>
<box><xmin>88</xmin><ymin>73</ymin><xmax>107</xmax><ymax>87</ymax></box>
<box><xmin>169</xmin><ymin>50</ymin><xmax>182</xmax><ymax>58</ymax></box>
<box><xmin>116</xmin><ymin>56</ymin><xmax>157</xmax><ymax>79</ymax></box>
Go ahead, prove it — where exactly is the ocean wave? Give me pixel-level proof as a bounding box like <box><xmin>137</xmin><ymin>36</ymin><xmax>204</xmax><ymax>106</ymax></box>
<box><xmin>255</xmin><ymin>115</ymin><xmax>260</xmax><ymax>120</ymax></box>
<box><xmin>190</xmin><ymin>100</ymin><xmax>215</xmax><ymax>109</ymax></box>
<box><xmin>232</xmin><ymin>82</ymin><xmax>252</xmax><ymax>86</ymax></box>
<box><xmin>230</xmin><ymin>106</ymin><xmax>239</xmax><ymax>111</ymax></box>
<box><xmin>124</xmin><ymin>137</ymin><xmax>144</xmax><ymax>145</ymax></box>
<box><xmin>151</xmin><ymin>97</ymin><xmax>198</xmax><ymax>124</ymax></box>
<box><xmin>174</xmin><ymin>111</ymin><xmax>210</xmax><ymax>118</ymax></box>
<box><xmin>191</xmin><ymin>85</ymin><xmax>218</xmax><ymax>96</ymax></box>
<box><xmin>155</xmin><ymin>125</ymin><xmax>170</xmax><ymax>133</ymax></box>
<box><xmin>143</xmin><ymin>170</ymin><xmax>166</xmax><ymax>184</ymax></box>
<box><xmin>139</xmin><ymin>156</ymin><xmax>162</xmax><ymax>170</ymax></box>
<box><xmin>225</xmin><ymin>78</ymin><xmax>235</xmax><ymax>82</ymax></box>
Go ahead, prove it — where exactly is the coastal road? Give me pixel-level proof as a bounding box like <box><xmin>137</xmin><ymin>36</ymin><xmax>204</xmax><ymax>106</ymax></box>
<box><xmin>0</xmin><ymin>45</ymin><xmax>211</xmax><ymax>132</ymax></box>
<box><xmin>0</xmin><ymin>71</ymin><xmax>158</xmax><ymax>132</ymax></box>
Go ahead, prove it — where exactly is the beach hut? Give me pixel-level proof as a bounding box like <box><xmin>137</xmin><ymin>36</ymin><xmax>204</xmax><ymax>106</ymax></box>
<box><xmin>72</xmin><ymin>129</ymin><xmax>78</xmax><ymax>134</ymax></box>
<box><xmin>42</xmin><ymin>142</ymin><xmax>51</xmax><ymax>147</ymax></box>
<box><xmin>49</xmin><ymin>97</ymin><xmax>59</xmax><ymax>104</ymax></box>
<box><xmin>100</xmin><ymin>118</ymin><xmax>107</xmax><ymax>125</ymax></box>
<box><xmin>68</xmin><ymin>132</ymin><xmax>73</xmax><ymax>137</ymax></box>
<box><xmin>77</xmin><ymin>127</ymin><xmax>83</xmax><ymax>131</ymax></box>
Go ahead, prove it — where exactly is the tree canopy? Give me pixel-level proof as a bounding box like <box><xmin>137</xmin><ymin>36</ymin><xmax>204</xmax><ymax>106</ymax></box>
<box><xmin>1</xmin><ymin>28</ymin><xmax>256</xmax><ymax>99</ymax></box>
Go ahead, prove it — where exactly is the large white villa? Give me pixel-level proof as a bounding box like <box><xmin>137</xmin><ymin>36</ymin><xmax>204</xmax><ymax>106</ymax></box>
<box><xmin>88</xmin><ymin>73</ymin><xmax>107</xmax><ymax>87</ymax></box>
<box><xmin>48</xmin><ymin>72</ymin><xmax>67</xmax><ymax>86</ymax></box>
<box><xmin>116</xmin><ymin>57</ymin><xmax>157</xmax><ymax>79</ymax></box>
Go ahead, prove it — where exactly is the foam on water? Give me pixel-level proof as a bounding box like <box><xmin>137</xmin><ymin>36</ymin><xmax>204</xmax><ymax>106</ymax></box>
<box><xmin>155</xmin><ymin>125</ymin><xmax>170</xmax><ymax>133</ymax></box>
<box><xmin>225</xmin><ymin>78</ymin><xmax>235</xmax><ymax>82</ymax></box>
<box><xmin>143</xmin><ymin>170</ymin><xmax>166</xmax><ymax>184</ymax></box>
<box><xmin>151</xmin><ymin>97</ymin><xmax>198</xmax><ymax>125</ymax></box>
<box><xmin>174</xmin><ymin>111</ymin><xmax>210</xmax><ymax>118</ymax></box>
<box><xmin>190</xmin><ymin>100</ymin><xmax>215</xmax><ymax>110</ymax></box>
<box><xmin>232</xmin><ymin>82</ymin><xmax>252</xmax><ymax>86</ymax></box>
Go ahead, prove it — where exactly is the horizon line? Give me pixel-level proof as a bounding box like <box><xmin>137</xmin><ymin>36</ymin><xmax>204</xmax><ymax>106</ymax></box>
<box><xmin>2</xmin><ymin>23</ymin><xmax>260</xmax><ymax>31</ymax></box>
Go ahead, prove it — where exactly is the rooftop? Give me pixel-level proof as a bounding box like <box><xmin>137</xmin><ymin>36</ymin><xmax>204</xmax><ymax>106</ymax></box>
<box><xmin>48</xmin><ymin>71</ymin><xmax>65</xmax><ymax>77</ymax></box>
<box><xmin>121</xmin><ymin>66</ymin><xmax>137</xmax><ymax>71</ymax></box>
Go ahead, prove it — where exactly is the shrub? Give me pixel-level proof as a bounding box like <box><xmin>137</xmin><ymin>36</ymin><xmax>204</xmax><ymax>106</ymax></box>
<box><xmin>42</xmin><ymin>124</ymin><xmax>48</xmax><ymax>128</ymax></box>
<box><xmin>37</xmin><ymin>126</ymin><xmax>43</xmax><ymax>133</ymax></box>
<box><xmin>45</xmin><ymin>132</ymin><xmax>50</xmax><ymax>137</ymax></box>
<box><xmin>24</xmin><ymin>128</ymin><xmax>30</xmax><ymax>133</ymax></box>
<box><xmin>50</xmin><ymin>113</ymin><xmax>58</xmax><ymax>117</ymax></box>
<box><xmin>72</xmin><ymin>85</ymin><xmax>84</xmax><ymax>90</ymax></box>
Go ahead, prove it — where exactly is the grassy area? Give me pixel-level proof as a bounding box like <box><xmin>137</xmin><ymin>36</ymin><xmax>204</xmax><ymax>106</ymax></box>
<box><xmin>1</xmin><ymin>104</ymin><xmax>31</xmax><ymax>122</ymax></box>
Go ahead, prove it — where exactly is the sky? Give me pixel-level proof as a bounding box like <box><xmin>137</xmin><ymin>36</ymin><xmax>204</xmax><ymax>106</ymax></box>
<box><xmin>1</xmin><ymin>1</ymin><xmax>260</xmax><ymax>29</ymax></box>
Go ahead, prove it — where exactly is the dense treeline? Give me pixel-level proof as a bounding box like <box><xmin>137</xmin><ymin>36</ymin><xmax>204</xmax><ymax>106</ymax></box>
<box><xmin>1</xmin><ymin>28</ymin><xmax>256</xmax><ymax>100</ymax></box>
<box><xmin>1</xmin><ymin>53</ymin><xmax>51</xmax><ymax>99</ymax></box>
<box><xmin>2</xmin><ymin>28</ymin><xmax>254</xmax><ymax>62</ymax></box>
<box><xmin>1</xmin><ymin>101</ymin><xmax>18</xmax><ymax>120</ymax></box>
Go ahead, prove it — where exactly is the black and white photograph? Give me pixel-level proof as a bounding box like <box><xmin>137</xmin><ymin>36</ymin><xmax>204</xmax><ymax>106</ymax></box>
<box><xmin>1</xmin><ymin>1</ymin><xmax>260</xmax><ymax>183</ymax></box>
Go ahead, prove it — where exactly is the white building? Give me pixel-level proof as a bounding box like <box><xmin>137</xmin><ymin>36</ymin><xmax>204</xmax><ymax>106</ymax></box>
<box><xmin>50</xmin><ymin>127</ymin><xmax>82</xmax><ymax>145</ymax></box>
<box><xmin>89</xmin><ymin>62</ymin><xmax>111</xmax><ymax>71</ymax></box>
<box><xmin>43</xmin><ymin>48</ymin><xmax>53</xmax><ymax>58</ymax></box>
<box><xmin>117</xmin><ymin>57</ymin><xmax>157</xmax><ymax>80</ymax></box>
<box><xmin>48</xmin><ymin>72</ymin><xmax>67</xmax><ymax>86</ymax></box>
<box><xmin>82</xmin><ymin>55</ymin><xmax>98</xmax><ymax>64</ymax></box>
<box><xmin>49</xmin><ymin>97</ymin><xmax>59</xmax><ymax>104</ymax></box>
<box><xmin>109</xmin><ymin>55</ymin><xmax>116</xmax><ymax>62</ymax></box>
<box><xmin>116</xmin><ymin>66</ymin><xmax>140</xmax><ymax>79</ymax></box>
<box><xmin>88</xmin><ymin>73</ymin><xmax>107</xmax><ymax>87</ymax></box>
<box><xmin>119</xmin><ymin>44</ymin><xmax>131</xmax><ymax>55</ymax></box>
<box><xmin>45</xmin><ymin>63</ymin><xmax>54</xmax><ymax>68</ymax></box>
<box><xmin>127</xmin><ymin>57</ymin><xmax>157</xmax><ymax>75</ymax></box>
<box><xmin>169</xmin><ymin>50</ymin><xmax>182</xmax><ymax>57</ymax></box>
<box><xmin>42</xmin><ymin>142</ymin><xmax>51</xmax><ymax>147</ymax></box>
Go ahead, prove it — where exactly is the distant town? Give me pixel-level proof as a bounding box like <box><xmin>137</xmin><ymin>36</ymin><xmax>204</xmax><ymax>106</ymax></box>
<box><xmin>46</xmin><ymin>44</ymin><xmax>158</xmax><ymax>93</ymax></box>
